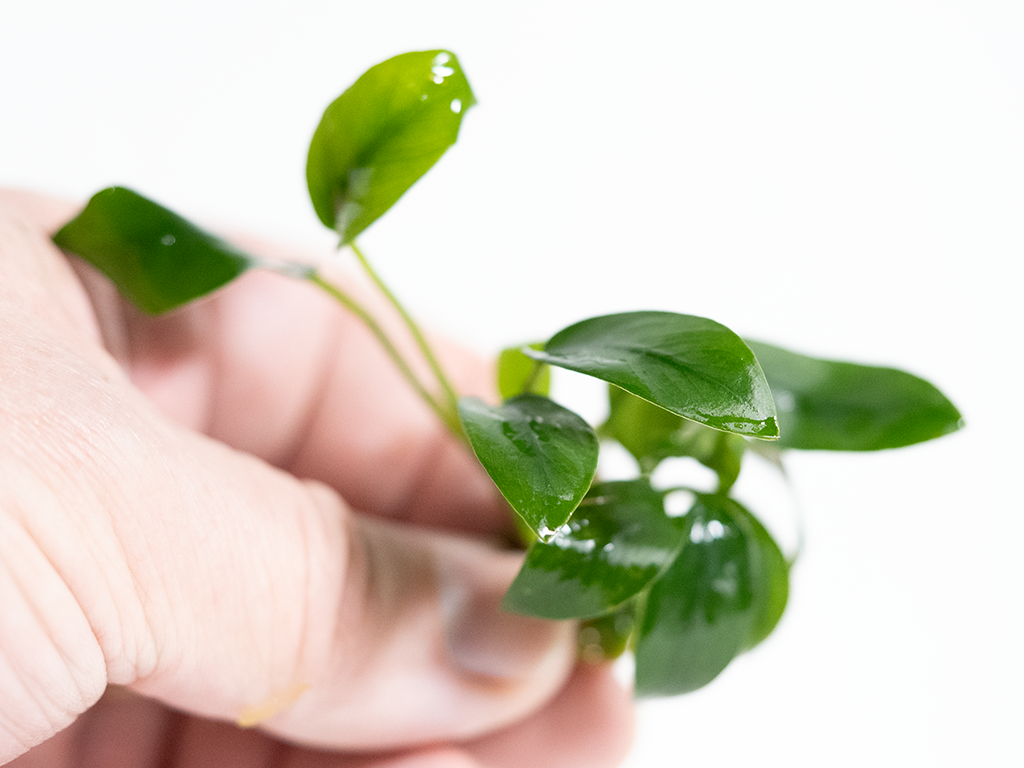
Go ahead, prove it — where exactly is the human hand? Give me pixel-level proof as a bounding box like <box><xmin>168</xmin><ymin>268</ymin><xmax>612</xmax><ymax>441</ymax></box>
<box><xmin>0</xmin><ymin>190</ymin><xmax>633</xmax><ymax>767</ymax></box>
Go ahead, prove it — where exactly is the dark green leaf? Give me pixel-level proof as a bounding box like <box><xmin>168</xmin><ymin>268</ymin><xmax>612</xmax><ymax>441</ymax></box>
<box><xmin>634</xmin><ymin>494</ymin><xmax>760</xmax><ymax>696</ymax></box>
<box><xmin>733</xmin><ymin>503</ymin><xmax>789</xmax><ymax>650</ymax></box>
<box><xmin>602</xmin><ymin>387</ymin><xmax>747</xmax><ymax>491</ymax></box>
<box><xmin>458</xmin><ymin>395</ymin><xmax>598</xmax><ymax>540</ymax></box>
<box><xmin>52</xmin><ymin>187</ymin><xmax>257</xmax><ymax>314</ymax></box>
<box><xmin>526</xmin><ymin>312</ymin><xmax>778</xmax><ymax>439</ymax></box>
<box><xmin>497</xmin><ymin>343</ymin><xmax>550</xmax><ymax>399</ymax></box>
<box><xmin>503</xmin><ymin>480</ymin><xmax>685</xmax><ymax>619</ymax></box>
<box><xmin>747</xmin><ymin>340</ymin><xmax>964</xmax><ymax>450</ymax></box>
<box><xmin>306</xmin><ymin>50</ymin><xmax>476</xmax><ymax>242</ymax></box>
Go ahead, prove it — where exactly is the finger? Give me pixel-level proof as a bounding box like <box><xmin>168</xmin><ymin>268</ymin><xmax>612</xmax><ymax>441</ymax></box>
<box><xmin>466</xmin><ymin>664</ymin><xmax>635</xmax><ymax>768</ymax></box>
<box><xmin>13</xmin><ymin>189</ymin><xmax>511</xmax><ymax>536</ymax></box>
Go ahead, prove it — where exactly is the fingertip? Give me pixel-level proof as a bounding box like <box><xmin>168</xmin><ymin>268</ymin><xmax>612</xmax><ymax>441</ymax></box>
<box><xmin>467</xmin><ymin>663</ymin><xmax>636</xmax><ymax>768</ymax></box>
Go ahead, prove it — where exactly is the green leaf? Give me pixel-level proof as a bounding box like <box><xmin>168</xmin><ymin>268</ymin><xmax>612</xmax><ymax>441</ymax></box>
<box><xmin>497</xmin><ymin>343</ymin><xmax>550</xmax><ymax>399</ymax></box>
<box><xmin>502</xmin><ymin>480</ymin><xmax>685</xmax><ymax>619</ymax></box>
<box><xmin>747</xmin><ymin>340</ymin><xmax>964</xmax><ymax>450</ymax></box>
<box><xmin>458</xmin><ymin>394</ymin><xmax>598</xmax><ymax>540</ymax></box>
<box><xmin>579</xmin><ymin>602</ymin><xmax>637</xmax><ymax>662</ymax></box>
<box><xmin>306</xmin><ymin>50</ymin><xmax>476</xmax><ymax>243</ymax></box>
<box><xmin>52</xmin><ymin>187</ymin><xmax>257</xmax><ymax>314</ymax></box>
<box><xmin>526</xmin><ymin>312</ymin><xmax>779</xmax><ymax>439</ymax></box>
<box><xmin>733</xmin><ymin>503</ymin><xmax>789</xmax><ymax>651</ymax></box>
<box><xmin>602</xmin><ymin>387</ymin><xmax>747</xmax><ymax>491</ymax></box>
<box><xmin>634</xmin><ymin>494</ymin><xmax>760</xmax><ymax>696</ymax></box>
<box><xmin>601</xmin><ymin>385</ymin><xmax>686</xmax><ymax>472</ymax></box>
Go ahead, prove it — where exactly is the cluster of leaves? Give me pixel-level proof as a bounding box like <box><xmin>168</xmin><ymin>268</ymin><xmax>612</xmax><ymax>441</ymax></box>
<box><xmin>52</xmin><ymin>50</ymin><xmax>963</xmax><ymax>696</ymax></box>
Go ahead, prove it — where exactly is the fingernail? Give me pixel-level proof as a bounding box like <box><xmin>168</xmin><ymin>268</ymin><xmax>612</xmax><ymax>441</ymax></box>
<box><xmin>438</xmin><ymin>554</ymin><xmax>573</xmax><ymax>681</ymax></box>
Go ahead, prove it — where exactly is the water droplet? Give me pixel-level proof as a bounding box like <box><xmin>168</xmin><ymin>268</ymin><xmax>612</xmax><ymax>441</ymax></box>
<box><xmin>450</xmin><ymin>98</ymin><xmax>462</xmax><ymax>113</ymax></box>
<box><xmin>160</xmin><ymin>234</ymin><xmax>176</xmax><ymax>246</ymax></box>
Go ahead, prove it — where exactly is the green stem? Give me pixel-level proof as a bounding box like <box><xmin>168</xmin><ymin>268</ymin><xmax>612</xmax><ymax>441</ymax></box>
<box><xmin>308</xmin><ymin>272</ymin><xmax>463</xmax><ymax>438</ymax></box>
<box><xmin>520</xmin><ymin>358</ymin><xmax>546</xmax><ymax>396</ymax></box>
<box><xmin>348</xmin><ymin>240</ymin><xmax>462</xmax><ymax>418</ymax></box>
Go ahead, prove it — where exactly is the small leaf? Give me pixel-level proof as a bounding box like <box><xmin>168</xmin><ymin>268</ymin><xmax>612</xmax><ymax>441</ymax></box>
<box><xmin>526</xmin><ymin>311</ymin><xmax>778</xmax><ymax>438</ymax></box>
<box><xmin>602</xmin><ymin>387</ymin><xmax>747</xmax><ymax>491</ymax></box>
<box><xmin>458</xmin><ymin>394</ymin><xmax>598</xmax><ymax>540</ymax></box>
<box><xmin>747</xmin><ymin>340</ymin><xmax>964</xmax><ymax>450</ymax></box>
<box><xmin>497</xmin><ymin>343</ymin><xmax>550</xmax><ymax>399</ymax></box>
<box><xmin>53</xmin><ymin>187</ymin><xmax>256</xmax><ymax>314</ymax></box>
<box><xmin>306</xmin><ymin>50</ymin><xmax>476</xmax><ymax>243</ymax></box>
<box><xmin>503</xmin><ymin>480</ymin><xmax>685</xmax><ymax>619</ymax></box>
<box><xmin>601</xmin><ymin>385</ymin><xmax>686</xmax><ymax>473</ymax></box>
<box><xmin>736</xmin><ymin>503</ymin><xmax>790</xmax><ymax>651</ymax></box>
<box><xmin>634</xmin><ymin>494</ymin><xmax>760</xmax><ymax>696</ymax></box>
<box><xmin>578</xmin><ymin>602</ymin><xmax>637</xmax><ymax>662</ymax></box>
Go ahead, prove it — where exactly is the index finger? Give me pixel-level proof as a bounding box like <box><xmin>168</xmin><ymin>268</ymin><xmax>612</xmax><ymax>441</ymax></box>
<box><xmin>5</xmin><ymin>188</ymin><xmax>512</xmax><ymax>538</ymax></box>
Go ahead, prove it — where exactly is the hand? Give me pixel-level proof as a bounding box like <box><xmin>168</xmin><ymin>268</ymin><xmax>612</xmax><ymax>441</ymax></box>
<box><xmin>0</xmin><ymin>190</ymin><xmax>633</xmax><ymax>767</ymax></box>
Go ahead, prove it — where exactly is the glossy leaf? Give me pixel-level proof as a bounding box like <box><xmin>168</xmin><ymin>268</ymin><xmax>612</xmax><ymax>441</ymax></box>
<box><xmin>503</xmin><ymin>480</ymin><xmax>685</xmax><ymax>619</ymax></box>
<box><xmin>497</xmin><ymin>343</ymin><xmax>550</xmax><ymax>399</ymax></box>
<box><xmin>458</xmin><ymin>394</ymin><xmax>598</xmax><ymax>540</ymax></box>
<box><xmin>736</xmin><ymin>503</ymin><xmax>790</xmax><ymax>651</ymax></box>
<box><xmin>603</xmin><ymin>387</ymin><xmax>747</xmax><ymax>491</ymax></box>
<box><xmin>307</xmin><ymin>50</ymin><xmax>476</xmax><ymax>243</ymax></box>
<box><xmin>747</xmin><ymin>341</ymin><xmax>964</xmax><ymax>451</ymax></box>
<box><xmin>526</xmin><ymin>311</ymin><xmax>779</xmax><ymax>439</ymax></box>
<box><xmin>52</xmin><ymin>187</ymin><xmax>256</xmax><ymax>314</ymax></box>
<box><xmin>634</xmin><ymin>494</ymin><xmax>760</xmax><ymax>696</ymax></box>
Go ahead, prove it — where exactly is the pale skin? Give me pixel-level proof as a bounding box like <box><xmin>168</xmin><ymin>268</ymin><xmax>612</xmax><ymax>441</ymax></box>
<box><xmin>0</xmin><ymin>190</ymin><xmax>634</xmax><ymax>767</ymax></box>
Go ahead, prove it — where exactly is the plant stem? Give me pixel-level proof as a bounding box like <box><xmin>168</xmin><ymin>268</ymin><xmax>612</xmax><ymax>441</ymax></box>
<box><xmin>520</xmin><ymin>358</ymin><xmax>545</xmax><ymax>395</ymax></box>
<box><xmin>348</xmin><ymin>240</ymin><xmax>462</xmax><ymax>418</ymax></box>
<box><xmin>308</xmin><ymin>272</ymin><xmax>464</xmax><ymax>438</ymax></box>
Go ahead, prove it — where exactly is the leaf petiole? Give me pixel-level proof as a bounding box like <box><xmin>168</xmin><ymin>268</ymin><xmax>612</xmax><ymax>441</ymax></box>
<box><xmin>307</xmin><ymin>271</ymin><xmax>465</xmax><ymax>440</ymax></box>
<box><xmin>348</xmin><ymin>240</ymin><xmax>462</xmax><ymax>419</ymax></box>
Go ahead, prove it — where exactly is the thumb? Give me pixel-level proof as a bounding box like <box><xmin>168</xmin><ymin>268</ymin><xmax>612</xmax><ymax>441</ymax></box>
<box><xmin>0</xmin><ymin>204</ymin><xmax>576</xmax><ymax>760</ymax></box>
<box><xmin>127</xmin><ymin>445</ymin><xmax>577</xmax><ymax>750</ymax></box>
<box><xmin>5</xmin><ymin>367</ymin><xmax>576</xmax><ymax>756</ymax></box>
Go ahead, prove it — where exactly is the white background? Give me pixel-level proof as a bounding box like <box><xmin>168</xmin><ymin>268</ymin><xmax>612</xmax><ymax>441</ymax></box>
<box><xmin>2</xmin><ymin>2</ymin><xmax>1021</xmax><ymax>765</ymax></box>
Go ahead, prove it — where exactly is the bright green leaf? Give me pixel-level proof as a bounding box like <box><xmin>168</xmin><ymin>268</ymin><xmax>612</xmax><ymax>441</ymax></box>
<box><xmin>601</xmin><ymin>385</ymin><xmax>686</xmax><ymax>473</ymax></box>
<box><xmin>458</xmin><ymin>394</ymin><xmax>597</xmax><ymax>540</ymax></box>
<box><xmin>526</xmin><ymin>312</ymin><xmax>778</xmax><ymax>439</ymax></box>
<box><xmin>306</xmin><ymin>50</ymin><xmax>476</xmax><ymax>243</ymax></box>
<box><xmin>634</xmin><ymin>494</ymin><xmax>760</xmax><ymax>696</ymax></box>
<box><xmin>52</xmin><ymin>187</ymin><xmax>258</xmax><ymax>314</ymax></box>
<box><xmin>503</xmin><ymin>480</ymin><xmax>685</xmax><ymax>619</ymax></box>
<box><xmin>602</xmin><ymin>387</ymin><xmax>747</xmax><ymax>491</ymax></box>
<box><xmin>747</xmin><ymin>341</ymin><xmax>964</xmax><ymax>450</ymax></box>
<box><xmin>497</xmin><ymin>343</ymin><xmax>550</xmax><ymax>399</ymax></box>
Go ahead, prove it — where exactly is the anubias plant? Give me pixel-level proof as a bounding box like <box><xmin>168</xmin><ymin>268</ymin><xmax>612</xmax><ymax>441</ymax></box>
<box><xmin>52</xmin><ymin>50</ymin><xmax>963</xmax><ymax>696</ymax></box>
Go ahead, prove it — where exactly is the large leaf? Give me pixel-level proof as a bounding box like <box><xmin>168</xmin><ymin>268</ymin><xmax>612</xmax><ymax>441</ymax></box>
<box><xmin>307</xmin><ymin>50</ymin><xmax>476</xmax><ymax>243</ymax></box>
<box><xmin>747</xmin><ymin>341</ymin><xmax>964</xmax><ymax>450</ymax></box>
<box><xmin>503</xmin><ymin>480</ymin><xmax>685</xmax><ymax>619</ymax></box>
<box><xmin>602</xmin><ymin>386</ymin><xmax>747</xmax><ymax>491</ymax></box>
<box><xmin>52</xmin><ymin>187</ymin><xmax>257</xmax><ymax>314</ymax></box>
<box><xmin>526</xmin><ymin>312</ymin><xmax>779</xmax><ymax>439</ymax></box>
<box><xmin>458</xmin><ymin>395</ymin><xmax>598</xmax><ymax>540</ymax></box>
<box><xmin>634</xmin><ymin>494</ymin><xmax>760</xmax><ymax>696</ymax></box>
